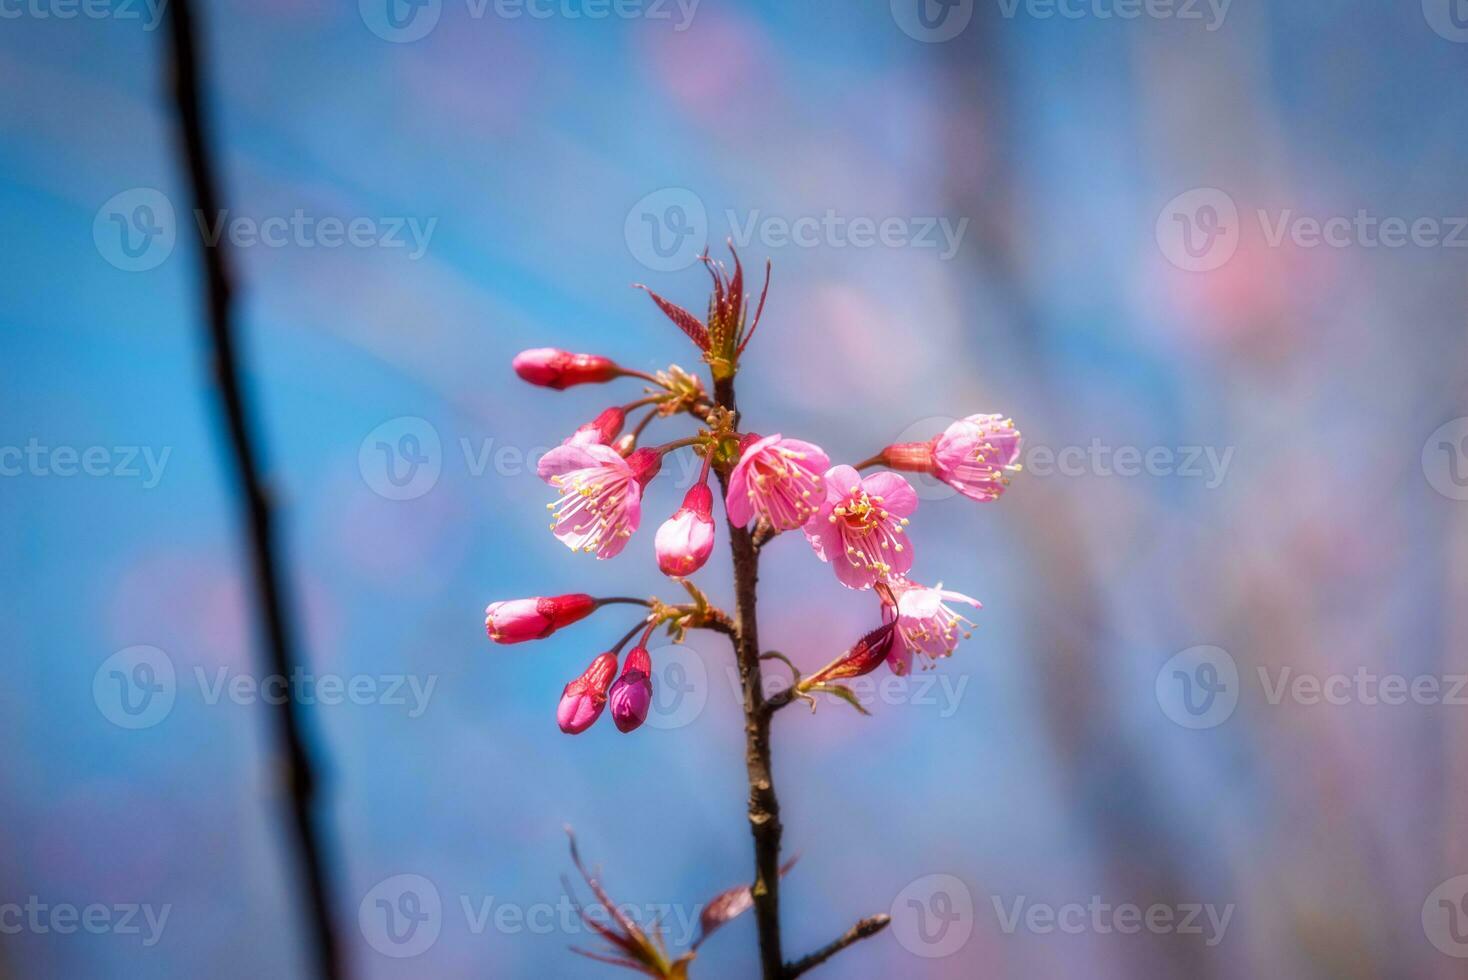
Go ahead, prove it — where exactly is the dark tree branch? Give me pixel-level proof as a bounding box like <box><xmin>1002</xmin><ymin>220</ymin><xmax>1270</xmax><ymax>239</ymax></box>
<box><xmin>164</xmin><ymin>4</ymin><xmax>343</xmax><ymax>978</ymax></box>
<box><xmin>784</xmin><ymin>915</ymin><xmax>891</xmax><ymax>978</ymax></box>
<box><xmin>711</xmin><ymin>376</ymin><xmax>785</xmax><ymax>979</ymax></box>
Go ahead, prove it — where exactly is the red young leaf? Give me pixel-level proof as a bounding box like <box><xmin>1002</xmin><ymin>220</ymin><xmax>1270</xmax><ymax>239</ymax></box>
<box><xmin>636</xmin><ymin>284</ymin><xmax>710</xmax><ymax>351</ymax></box>
<box><xmin>691</xmin><ymin>856</ymin><xmax>800</xmax><ymax>950</ymax></box>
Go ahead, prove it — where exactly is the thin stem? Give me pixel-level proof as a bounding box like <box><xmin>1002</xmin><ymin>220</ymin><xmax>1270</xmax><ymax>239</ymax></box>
<box><xmin>610</xmin><ymin>617</ymin><xmax>652</xmax><ymax>654</ymax></box>
<box><xmin>783</xmin><ymin>915</ymin><xmax>891</xmax><ymax>978</ymax></box>
<box><xmin>619</xmin><ymin>368</ymin><xmax>666</xmax><ymax>386</ymax></box>
<box><xmin>619</xmin><ymin>394</ymin><xmax>665</xmax><ymax>414</ymax></box>
<box><xmin>712</xmin><ymin>374</ymin><xmax>786</xmax><ymax>979</ymax></box>
<box><xmin>653</xmin><ymin>436</ymin><xmax>701</xmax><ymax>455</ymax></box>
<box><xmin>164</xmin><ymin>2</ymin><xmax>342</xmax><ymax>977</ymax></box>
<box><xmin>629</xmin><ymin>405</ymin><xmax>661</xmax><ymax>443</ymax></box>
<box><xmin>595</xmin><ymin>596</ymin><xmax>654</xmax><ymax>609</ymax></box>
<box><xmin>853</xmin><ymin>453</ymin><xmax>884</xmax><ymax>470</ymax></box>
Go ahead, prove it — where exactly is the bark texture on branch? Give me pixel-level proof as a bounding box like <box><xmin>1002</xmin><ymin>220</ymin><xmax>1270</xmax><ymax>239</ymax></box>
<box><xmin>712</xmin><ymin>376</ymin><xmax>785</xmax><ymax>979</ymax></box>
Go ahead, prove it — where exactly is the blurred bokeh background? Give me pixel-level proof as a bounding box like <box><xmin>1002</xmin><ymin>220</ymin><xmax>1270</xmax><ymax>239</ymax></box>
<box><xmin>4</xmin><ymin>0</ymin><xmax>1468</xmax><ymax>976</ymax></box>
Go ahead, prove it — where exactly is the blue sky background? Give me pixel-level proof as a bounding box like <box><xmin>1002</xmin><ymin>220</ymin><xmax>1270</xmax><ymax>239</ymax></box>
<box><xmin>3</xmin><ymin>0</ymin><xmax>1468</xmax><ymax>977</ymax></box>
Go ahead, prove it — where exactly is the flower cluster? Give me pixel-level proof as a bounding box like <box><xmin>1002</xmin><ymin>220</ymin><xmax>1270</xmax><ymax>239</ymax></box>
<box><xmin>483</xmin><ymin>248</ymin><xmax>1021</xmax><ymax>734</ymax></box>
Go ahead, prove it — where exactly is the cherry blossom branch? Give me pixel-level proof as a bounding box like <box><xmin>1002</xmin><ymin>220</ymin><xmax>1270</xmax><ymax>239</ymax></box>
<box><xmin>783</xmin><ymin>914</ymin><xmax>891</xmax><ymax>978</ymax></box>
<box><xmin>164</xmin><ymin>1</ymin><xmax>342</xmax><ymax>976</ymax></box>
<box><xmin>496</xmin><ymin>245</ymin><xmax>1023</xmax><ymax>978</ymax></box>
<box><xmin>710</xmin><ymin>375</ymin><xmax>787</xmax><ymax>979</ymax></box>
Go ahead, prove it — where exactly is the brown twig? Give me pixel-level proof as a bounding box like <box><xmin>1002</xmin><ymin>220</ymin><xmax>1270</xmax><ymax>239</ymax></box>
<box><xmin>163</xmin><ymin>1</ymin><xmax>342</xmax><ymax>977</ymax></box>
<box><xmin>711</xmin><ymin>375</ymin><xmax>786</xmax><ymax>979</ymax></box>
<box><xmin>783</xmin><ymin>915</ymin><xmax>891</xmax><ymax>978</ymax></box>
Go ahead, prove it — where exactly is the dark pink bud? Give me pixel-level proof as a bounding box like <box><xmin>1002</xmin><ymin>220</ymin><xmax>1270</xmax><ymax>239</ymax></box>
<box><xmin>608</xmin><ymin>646</ymin><xmax>653</xmax><ymax>733</ymax></box>
<box><xmin>623</xmin><ymin>448</ymin><xmax>663</xmax><ymax>486</ymax></box>
<box><xmin>558</xmin><ymin>651</ymin><xmax>619</xmax><ymax>734</ymax></box>
<box><xmin>485</xmin><ymin>593</ymin><xmax>597</xmax><ymax>644</ymax></box>
<box><xmin>513</xmin><ymin>348</ymin><xmax>621</xmax><ymax>390</ymax></box>
<box><xmin>655</xmin><ymin>484</ymin><xmax>716</xmax><ymax>578</ymax></box>
<box><xmin>567</xmin><ymin>407</ymin><xmax>626</xmax><ymax>447</ymax></box>
<box><xmin>806</xmin><ymin>622</ymin><xmax>897</xmax><ymax>684</ymax></box>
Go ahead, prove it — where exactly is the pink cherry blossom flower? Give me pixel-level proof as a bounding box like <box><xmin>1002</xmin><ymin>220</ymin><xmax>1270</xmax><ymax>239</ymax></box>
<box><xmin>608</xmin><ymin>646</ymin><xmax>653</xmax><ymax>733</ymax></box>
<box><xmin>558</xmin><ymin>651</ymin><xmax>619</xmax><ymax>734</ymax></box>
<box><xmin>539</xmin><ymin>445</ymin><xmax>662</xmax><ymax>559</ymax></box>
<box><xmin>725</xmin><ymin>433</ymin><xmax>829</xmax><ymax>531</ymax></box>
<box><xmin>655</xmin><ymin>483</ymin><xmax>716</xmax><ymax>578</ymax></box>
<box><xmin>484</xmin><ymin>593</ymin><xmax>597</xmax><ymax>644</ymax></box>
<box><xmin>880</xmin><ymin>414</ymin><xmax>1021</xmax><ymax>502</ymax></box>
<box><xmin>880</xmin><ymin>578</ymin><xmax>983</xmax><ymax>676</ymax></box>
<box><xmin>565</xmin><ymin>407</ymin><xmax>625</xmax><ymax>447</ymax></box>
<box><xmin>513</xmin><ymin>348</ymin><xmax>622</xmax><ymax>389</ymax></box>
<box><xmin>804</xmin><ymin>466</ymin><xmax>917</xmax><ymax>590</ymax></box>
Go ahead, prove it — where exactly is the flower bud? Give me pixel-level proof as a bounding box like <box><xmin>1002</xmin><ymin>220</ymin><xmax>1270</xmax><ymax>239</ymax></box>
<box><xmin>608</xmin><ymin>646</ymin><xmax>653</xmax><ymax>733</ymax></box>
<box><xmin>484</xmin><ymin>593</ymin><xmax>597</xmax><ymax>644</ymax></box>
<box><xmin>558</xmin><ymin>651</ymin><xmax>618</xmax><ymax>734</ymax></box>
<box><xmin>566</xmin><ymin>407</ymin><xmax>626</xmax><ymax>447</ymax></box>
<box><xmin>655</xmin><ymin>483</ymin><xmax>716</xmax><ymax>578</ymax></box>
<box><xmin>513</xmin><ymin>348</ymin><xmax>621</xmax><ymax>390</ymax></box>
<box><xmin>804</xmin><ymin>622</ymin><xmax>897</xmax><ymax>685</ymax></box>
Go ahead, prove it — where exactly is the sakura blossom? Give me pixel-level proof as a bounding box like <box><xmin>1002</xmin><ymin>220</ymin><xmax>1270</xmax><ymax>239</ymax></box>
<box><xmin>724</xmin><ymin>433</ymin><xmax>829</xmax><ymax>531</ymax></box>
<box><xmin>539</xmin><ymin>445</ymin><xmax>662</xmax><ymax>559</ymax></box>
<box><xmin>803</xmin><ymin>466</ymin><xmax>918</xmax><ymax>590</ymax></box>
<box><xmin>881</xmin><ymin>578</ymin><xmax>983</xmax><ymax>676</ymax></box>
<box><xmin>879</xmin><ymin>414</ymin><xmax>1021</xmax><ymax>502</ymax></box>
